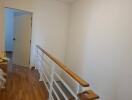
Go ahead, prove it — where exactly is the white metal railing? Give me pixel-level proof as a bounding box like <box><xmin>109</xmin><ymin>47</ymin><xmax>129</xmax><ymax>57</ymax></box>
<box><xmin>35</xmin><ymin>45</ymin><xmax>99</xmax><ymax>100</ymax></box>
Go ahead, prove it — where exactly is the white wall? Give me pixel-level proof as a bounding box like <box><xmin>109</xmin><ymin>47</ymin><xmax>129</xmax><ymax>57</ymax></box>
<box><xmin>65</xmin><ymin>0</ymin><xmax>132</xmax><ymax>100</ymax></box>
<box><xmin>5</xmin><ymin>9</ymin><xmax>14</xmax><ymax>51</ymax></box>
<box><xmin>3</xmin><ymin>0</ymin><xmax>34</xmax><ymax>11</ymax></box>
<box><xmin>1</xmin><ymin>0</ymin><xmax>70</xmax><ymax>65</ymax></box>
<box><xmin>31</xmin><ymin>0</ymin><xmax>70</xmax><ymax>64</ymax></box>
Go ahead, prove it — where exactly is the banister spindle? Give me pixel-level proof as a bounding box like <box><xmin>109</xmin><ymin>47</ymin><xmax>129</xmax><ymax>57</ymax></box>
<box><xmin>48</xmin><ymin>63</ymin><xmax>55</xmax><ymax>100</ymax></box>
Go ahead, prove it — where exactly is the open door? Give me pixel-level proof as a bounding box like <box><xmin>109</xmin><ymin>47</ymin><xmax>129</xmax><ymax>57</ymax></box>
<box><xmin>13</xmin><ymin>12</ymin><xmax>32</xmax><ymax>67</ymax></box>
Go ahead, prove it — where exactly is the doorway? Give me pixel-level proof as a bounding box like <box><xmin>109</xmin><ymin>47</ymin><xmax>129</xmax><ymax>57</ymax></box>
<box><xmin>4</xmin><ymin>8</ymin><xmax>32</xmax><ymax>67</ymax></box>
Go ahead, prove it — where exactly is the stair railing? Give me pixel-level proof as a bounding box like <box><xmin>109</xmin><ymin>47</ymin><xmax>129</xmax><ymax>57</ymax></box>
<box><xmin>35</xmin><ymin>45</ymin><xmax>99</xmax><ymax>100</ymax></box>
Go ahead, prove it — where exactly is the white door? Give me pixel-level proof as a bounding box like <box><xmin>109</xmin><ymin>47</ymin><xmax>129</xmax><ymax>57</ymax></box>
<box><xmin>13</xmin><ymin>13</ymin><xmax>32</xmax><ymax>67</ymax></box>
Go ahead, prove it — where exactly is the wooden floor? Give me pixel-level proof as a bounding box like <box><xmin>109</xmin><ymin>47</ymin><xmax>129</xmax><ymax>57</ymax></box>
<box><xmin>0</xmin><ymin>64</ymin><xmax>48</xmax><ymax>100</ymax></box>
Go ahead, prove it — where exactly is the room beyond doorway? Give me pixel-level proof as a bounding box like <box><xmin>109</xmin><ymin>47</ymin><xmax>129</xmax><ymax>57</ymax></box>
<box><xmin>4</xmin><ymin>8</ymin><xmax>33</xmax><ymax>67</ymax></box>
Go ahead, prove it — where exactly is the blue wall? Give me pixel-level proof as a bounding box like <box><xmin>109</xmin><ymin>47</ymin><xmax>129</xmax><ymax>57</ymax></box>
<box><xmin>5</xmin><ymin>9</ymin><xmax>14</xmax><ymax>52</ymax></box>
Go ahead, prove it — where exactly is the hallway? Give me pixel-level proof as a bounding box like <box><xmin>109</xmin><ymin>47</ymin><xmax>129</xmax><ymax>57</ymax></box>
<box><xmin>0</xmin><ymin>64</ymin><xmax>48</xmax><ymax>100</ymax></box>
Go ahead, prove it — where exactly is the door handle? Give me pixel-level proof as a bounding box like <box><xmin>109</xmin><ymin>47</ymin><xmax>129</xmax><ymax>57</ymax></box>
<box><xmin>13</xmin><ymin>38</ymin><xmax>16</xmax><ymax>41</ymax></box>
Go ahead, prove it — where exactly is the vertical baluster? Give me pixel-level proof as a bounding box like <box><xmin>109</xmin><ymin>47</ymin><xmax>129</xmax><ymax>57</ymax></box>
<box><xmin>76</xmin><ymin>83</ymin><xmax>81</xmax><ymax>100</ymax></box>
<box><xmin>36</xmin><ymin>48</ymin><xmax>43</xmax><ymax>82</ymax></box>
<box><xmin>49</xmin><ymin>63</ymin><xmax>55</xmax><ymax>100</ymax></box>
<box><xmin>35</xmin><ymin>47</ymin><xmax>39</xmax><ymax>69</ymax></box>
<box><xmin>39</xmin><ymin>65</ymin><xmax>43</xmax><ymax>81</ymax></box>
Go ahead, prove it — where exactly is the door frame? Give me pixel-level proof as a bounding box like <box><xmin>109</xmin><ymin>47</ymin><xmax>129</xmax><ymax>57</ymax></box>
<box><xmin>4</xmin><ymin>7</ymin><xmax>33</xmax><ymax>67</ymax></box>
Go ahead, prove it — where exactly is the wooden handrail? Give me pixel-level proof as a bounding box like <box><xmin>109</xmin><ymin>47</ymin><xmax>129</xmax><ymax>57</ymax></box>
<box><xmin>36</xmin><ymin>45</ymin><xmax>89</xmax><ymax>87</ymax></box>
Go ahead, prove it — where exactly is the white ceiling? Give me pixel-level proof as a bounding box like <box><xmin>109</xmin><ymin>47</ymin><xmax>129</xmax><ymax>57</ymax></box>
<box><xmin>2</xmin><ymin>0</ymin><xmax>77</xmax><ymax>4</ymax></box>
<box><xmin>57</xmin><ymin>0</ymin><xmax>77</xmax><ymax>3</ymax></box>
<box><xmin>1</xmin><ymin>0</ymin><xmax>77</xmax><ymax>4</ymax></box>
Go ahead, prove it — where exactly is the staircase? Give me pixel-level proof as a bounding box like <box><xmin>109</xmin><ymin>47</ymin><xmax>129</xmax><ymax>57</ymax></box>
<box><xmin>35</xmin><ymin>45</ymin><xmax>99</xmax><ymax>100</ymax></box>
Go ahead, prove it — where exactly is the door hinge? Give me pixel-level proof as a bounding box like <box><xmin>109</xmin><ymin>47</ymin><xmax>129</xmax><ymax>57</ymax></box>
<box><xmin>31</xmin><ymin>17</ymin><xmax>32</xmax><ymax>27</ymax></box>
